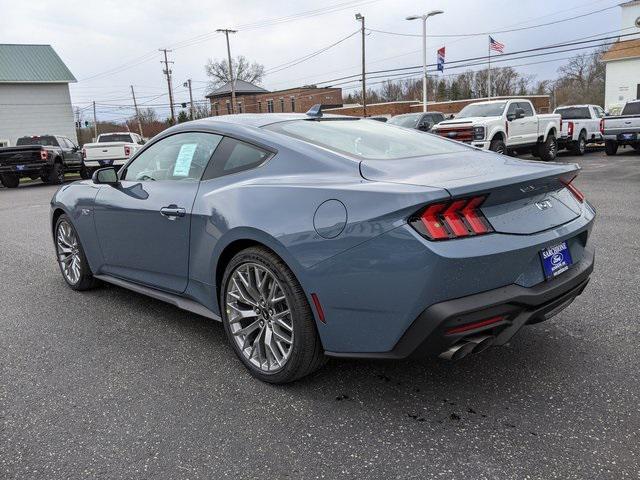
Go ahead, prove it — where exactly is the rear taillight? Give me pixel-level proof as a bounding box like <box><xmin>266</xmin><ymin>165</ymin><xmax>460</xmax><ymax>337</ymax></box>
<box><xmin>124</xmin><ymin>146</ymin><xmax>131</xmax><ymax>157</ymax></box>
<box><xmin>81</xmin><ymin>148</ymin><xmax>86</xmax><ymax>159</ymax></box>
<box><xmin>599</xmin><ymin>118</ymin><xmax>604</xmax><ymax>134</ymax></box>
<box><xmin>40</xmin><ymin>149</ymin><xmax>47</xmax><ymax>160</ymax></box>
<box><xmin>562</xmin><ymin>177</ymin><xmax>585</xmax><ymax>203</ymax></box>
<box><xmin>567</xmin><ymin>121</ymin><xmax>574</xmax><ymax>137</ymax></box>
<box><xmin>411</xmin><ymin>196</ymin><xmax>494</xmax><ymax>241</ymax></box>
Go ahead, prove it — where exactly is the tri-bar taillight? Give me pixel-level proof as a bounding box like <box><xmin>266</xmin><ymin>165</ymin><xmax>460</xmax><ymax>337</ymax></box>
<box><xmin>411</xmin><ymin>196</ymin><xmax>494</xmax><ymax>241</ymax></box>
<box><xmin>124</xmin><ymin>146</ymin><xmax>132</xmax><ymax>157</ymax></box>
<box><xmin>40</xmin><ymin>149</ymin><xmax>48</xmax><ymax>160</ymax></box>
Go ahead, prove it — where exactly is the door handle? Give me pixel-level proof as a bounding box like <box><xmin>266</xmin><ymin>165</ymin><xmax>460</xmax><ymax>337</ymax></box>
<box><xmin>160</xmin><ymin>205</ymin><xmax>186</xmax><ymax>219</ymax></box>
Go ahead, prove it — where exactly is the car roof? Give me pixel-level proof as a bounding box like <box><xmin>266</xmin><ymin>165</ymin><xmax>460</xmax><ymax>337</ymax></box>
<box><xmin>196</xmin><ymin>113</ymin><xmax>356</xmax><ymax>128</ymax></box>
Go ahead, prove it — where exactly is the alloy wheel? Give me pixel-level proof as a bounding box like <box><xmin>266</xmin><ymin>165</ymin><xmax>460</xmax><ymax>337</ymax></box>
<box><xmin>56</xmin><ymin>221</ymin><xmax>81</xmax><ymax>285</ymax></box>
<box><xmin>225</xmin><ymin>263</ymin><xmax>294</xmax><ymax>372</ymax></box>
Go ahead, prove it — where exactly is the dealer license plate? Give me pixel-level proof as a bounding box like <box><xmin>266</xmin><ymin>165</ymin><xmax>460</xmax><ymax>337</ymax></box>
<box><xmin>540</xmin><ymin>241</ymin><xmax>573</xmax><ymax>280</ymax></box>
<box><xmin>619</xmin><ymin>133</ymin><xmax>637</xmax><ymax>141</ymax></box>
<box><xmin>16</xmin><ymin>165</ymin><xmax>25</xmax><ymax>171</ymax></box>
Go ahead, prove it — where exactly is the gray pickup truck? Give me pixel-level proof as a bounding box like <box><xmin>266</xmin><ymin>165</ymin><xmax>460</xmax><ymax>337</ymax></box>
<box><xmin>0</xmin><ymin>135</ymin><xmax>84</xmax><ymax>188</ymax></box>
<box><xmin>603</xmin><ymin>100</ymin><xmax>640</xmax><ymax>156</ymax></box>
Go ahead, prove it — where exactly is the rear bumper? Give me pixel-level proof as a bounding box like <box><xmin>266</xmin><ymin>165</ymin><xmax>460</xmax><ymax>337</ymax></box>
<box><xmin>84</xmin><ymin>159</ymin><xmax>127</xmax><ymax>168</ymax></box>
<box><xmin>325</xmin><ymin>246</ymin><xmax>594</xmax><ymax>359</ymax></box>
<box><xmin>0</xmin><ymin>162</ymin><xmax>48</xmax><ymax>174</ymax></box>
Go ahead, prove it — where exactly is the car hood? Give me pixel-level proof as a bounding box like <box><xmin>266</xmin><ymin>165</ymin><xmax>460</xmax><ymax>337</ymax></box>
<box><xmin>433</xmin><ymin>116</ymin><xmax>500</xmax><ymax>127</ymax></box>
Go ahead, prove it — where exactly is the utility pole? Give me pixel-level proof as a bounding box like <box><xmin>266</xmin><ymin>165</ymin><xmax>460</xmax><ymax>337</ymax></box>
<box><xmin>355</xmin><ymin>13</ymin><xmax>366</xmax><ymax>116</ymax></box>
<box><xmin>216</xmin><ymin>29</ymin><xmax>237</xmax><ymax>114</ymax></box>
<box><xmin>159</xmin><ymin>48</ymin><xmax>176</xmax><ymax>122</ymax></box>
<box><xmin>184</xmin><ymin>79</ymin><xmax>194</xmax><ymax>120</ymax></box>
<box><xmin>130</xmin><ymin>85</ymin><xmax>144</xmax><ymax>137</ymax></box>
<box><xmin>92</xmin><ymin>101</ymin><xmax>98</xmax><ymax>139</ymax></box>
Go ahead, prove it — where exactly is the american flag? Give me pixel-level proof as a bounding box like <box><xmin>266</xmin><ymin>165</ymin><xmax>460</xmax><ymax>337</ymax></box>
<box><xmin>489</xmin><ymin>36</ymin><xmax>505</xmax><ymax>53</ymax></box>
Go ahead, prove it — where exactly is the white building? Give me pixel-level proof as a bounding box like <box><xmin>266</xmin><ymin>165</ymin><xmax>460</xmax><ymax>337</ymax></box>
<box><xmin>603</xmin><ymin>1</ymin><xmax>640</xmax><ymax>114</ymax></box>
<box><xmin>0</xmin><ymin>44</ymin><xmax>77</xmax><ymax>147</ymax></box>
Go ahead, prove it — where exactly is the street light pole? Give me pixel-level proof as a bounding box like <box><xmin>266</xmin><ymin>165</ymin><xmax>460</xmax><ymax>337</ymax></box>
<box><xmin>217</xmin><ymin>28</ymin><xmax>237</xmax><ymax>114</ymax></box>
<box><xmin>355</xmin><ymin>13</ymin><xmax>366</xmax><ymax>117</ymax></box>
<box><xmin>406</xmin><ymin>10</ymin><xmax>444</xmax><ymax>113</ymax></box>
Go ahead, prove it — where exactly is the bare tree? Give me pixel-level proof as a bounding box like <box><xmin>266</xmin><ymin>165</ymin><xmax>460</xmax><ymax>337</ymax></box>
<box><xmin>554</xmin><ymin>47</ymin><xmax>606</xmax><ymax>106</ymax></box>
<box><xmin>205</xmin><ymin>55</ymin><xmax>265</xmax><ymax>91</ymax></box>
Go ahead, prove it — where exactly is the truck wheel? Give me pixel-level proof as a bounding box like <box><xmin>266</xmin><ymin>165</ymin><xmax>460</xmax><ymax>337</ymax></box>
<box><xmin>489</xmin><ymin>137</ymin><xmax>505</xmax><ymax>155</ymax></box>
<box><xmin>571</xmin><ymin>131</ymin><xmax>586</xmax><ymax>156</ymax></box>
<box><xmin>632</xmin><ymin>143</ymin><xmax>640</xmax><ymax>152</ymax></box>
<box><xmin>80</xmin><ymin>165</ymin><xmax>90</xmax><ymax>180</ymax></box>
<box><xmin>46</xmin><ymin>162</ymin><xmax>65</xmax><ymax>185</ymax></box>
<box><xmin>538</xmin><ymin>134</ymin><xmax>557</xmax><ymax>161</ymax></box>
<box><xmin>0</xmin><ymin>174</ymin><xmax>19</xmax><ymax>188</ymax></box>
<box><xmin>605</xmin><ymin>141</ymin><xmax>618</xmax><ymax>156</ymax></box>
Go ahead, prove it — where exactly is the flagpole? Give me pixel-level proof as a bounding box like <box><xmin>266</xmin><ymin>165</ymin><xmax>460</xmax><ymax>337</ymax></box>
<box><xmin>487</xmin><ymin>35</ymin><xmax>491</xmax><ymax>99</ymax></box>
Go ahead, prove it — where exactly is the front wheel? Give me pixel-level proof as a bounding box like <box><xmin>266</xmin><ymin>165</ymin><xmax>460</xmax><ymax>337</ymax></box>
<box><xmin>0</xmin><ymin>173</ymin><xmax>19</xmax><ymax>188</ymax></box>
<box><xmin>221</xmin><ymin>247</ymin><xmax>325</xmax><ymax>383</ymax></box>
<box><xmin>538</xmin><ymin>134</ymin><xmax>557</xmax><ymax>161</ymax></box>
<box><xmin>605</xmin><ymin>140</ymin><xmax>618</xmax><ymax>156</ymax></box>
<box><xmin>54</xmin><ymin>214</ymin><xmax>97</xmax><ymax>290</ymax></box>
<box><xmin>489</xmin><ymin>137</ymin><xmax>505</xmax><ymax>155</ymax></box>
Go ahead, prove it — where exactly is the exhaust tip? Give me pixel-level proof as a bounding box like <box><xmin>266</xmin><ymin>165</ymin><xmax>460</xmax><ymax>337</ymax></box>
<box><xmin>466</xmin><ymin>334</ymin><xmax>496</xmax><ymax>354</ymax></box>
<box><xmin>439</xmin><ymin>341</ymin><xmax>476</xmax><ymax>361</ymax></box>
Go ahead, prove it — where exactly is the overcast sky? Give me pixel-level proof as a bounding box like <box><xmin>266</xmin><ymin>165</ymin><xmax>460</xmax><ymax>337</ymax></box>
<box><xmin>2</xmin><ymin>0</ymin><xmax>623</xmax><ymax>121</ymax></box>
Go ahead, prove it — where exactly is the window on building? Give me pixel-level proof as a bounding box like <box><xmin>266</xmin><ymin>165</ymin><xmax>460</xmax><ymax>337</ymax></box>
<box><xmin>226</xmin><ymin>101</ymin><xmax>231</xmax><ymax>114</ymax></box>
<box><xmin>280</xmin><ymin>98</ymin><xmax>285</xmax><ymax>112</ymax></box>
<box><xmin>267</xmin><ymin>100</ymin><xmax>274</xmax><ymax>113</ymax></box>
<box><xmin>290</xmin><ymin>97</ymin><xmax>296</xmax><ymax>112</ymax></box>
<box><xmin>214</xmin><ymin>103</ymin><xmax>219</xmax><ymax>116</ymax></box>
<box><xmin>258</xmin><ymin>101</ymin><xmax>262</xmax><ymax>113</ymax></box>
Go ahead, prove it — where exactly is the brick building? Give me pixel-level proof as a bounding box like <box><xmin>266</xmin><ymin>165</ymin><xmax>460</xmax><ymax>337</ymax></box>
<box><xmin>206</xmin><ymin>80</ymin><xmax>342</xmax><ymax>115</ymax></box>
<box><xmin>325</xmin><ymin>95</ymin><xmax>551</xmax><ymax>118</ymax></box>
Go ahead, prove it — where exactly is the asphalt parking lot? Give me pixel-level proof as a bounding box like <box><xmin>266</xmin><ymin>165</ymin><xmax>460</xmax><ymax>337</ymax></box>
<box><xmin>1</xmin><ymin>148</ymin><xmax>639</xmax><ymax>479</ymax></box>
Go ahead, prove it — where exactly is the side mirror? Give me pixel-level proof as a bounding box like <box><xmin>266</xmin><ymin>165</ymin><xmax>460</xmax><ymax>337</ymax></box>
<box><xmin>418</xmin><ymin>122</ymin><xmax>432</xmax><ymax>131</ymax></box>
<box><xmin>515</xmin><ymin>108</ymin><xmax>525</xmax><ymax>119</ymax></box>
<box><xmin>92</xmin><ymin>167</ymin><xmax>119</xmax><ymax>186</ymax></box>
<box><xmin>506</xmin><ymin>113</ymin><xmax>516</xmax><ymax>121</ymax></box>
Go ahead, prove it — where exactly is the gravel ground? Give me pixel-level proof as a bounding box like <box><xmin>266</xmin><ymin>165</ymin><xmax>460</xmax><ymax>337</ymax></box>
<box><xmin>1</xmin><ymin>148</ymin><xmax>639</xmax><ymax>479</ymax></box>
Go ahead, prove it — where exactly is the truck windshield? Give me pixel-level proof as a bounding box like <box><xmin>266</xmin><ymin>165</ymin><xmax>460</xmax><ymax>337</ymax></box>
<box><xmin>99</xmin><ymin>134</ymin><xmax>133</xmax><ymax>143</ymax></box>
<box><xmin>264</xmin><ymin>119</ymin><xmax>468</xmax><ymax>160</ymax></box>
<box><xmin>555</xmin><ymin>107</ymin><xmax>590</xmax><ymax>119</ymax></box>
<box><xmin>457</xmin><ymin>102</ymin><xmax>507</xmax><ymax>118</ymax></box>
<box><xmin>622</xmin><ymin>102</ymin><xmax>640</xmax><ymax>115</ymax></box>
<box><xmin>387</xmin><ymin>114</ymin><xmax>421</xmax><ymax>128</ymax></box>
<box><xmin>16</xmin><ymin>136</ymin><xmax>58</xmax><ymax>146</ymax></box>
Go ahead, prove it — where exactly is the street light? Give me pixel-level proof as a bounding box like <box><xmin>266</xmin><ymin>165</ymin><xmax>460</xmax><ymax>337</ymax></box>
<box><xmin>406</xmin><ymin>10</ymin><xmax>443</xmax><ymax>112</ymax></box>
<box><xmin>355</xmin><ymin>13</ymin><xmax>366</xmax><ymax>116</ymax></box>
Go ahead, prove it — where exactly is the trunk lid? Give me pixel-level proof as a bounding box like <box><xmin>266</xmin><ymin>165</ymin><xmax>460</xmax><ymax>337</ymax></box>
<box><xmin>360</xmin><ymin>150</ymin><xmax>582</xmax><ymax>235</ymax></box>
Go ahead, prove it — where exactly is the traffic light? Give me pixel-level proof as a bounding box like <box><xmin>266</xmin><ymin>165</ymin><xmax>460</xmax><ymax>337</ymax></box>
<box><xmin>181</xmin><ymin>102</ymin><xmax>187</xmax><ymax>108</ymax></box>
<box><xmin>84</xmin><ymin>121</ymin><xmax>89</xmax><ymax>127</ymax></box>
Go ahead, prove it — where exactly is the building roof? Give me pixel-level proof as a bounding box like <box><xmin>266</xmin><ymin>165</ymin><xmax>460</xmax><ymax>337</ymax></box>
<box><xmin>0</xmin><ymin>44</ymin><xmax>76</xmax><ymax>83</ymax></box>
<box><xmin>206</xmin><ymin>79</ymin><xmax>269</xmax><ymax>98</ymax></box>
<box><xmin>602</xmin><ymin>38</ymin><xmax>640</xmax><ymax>62</ymax></box>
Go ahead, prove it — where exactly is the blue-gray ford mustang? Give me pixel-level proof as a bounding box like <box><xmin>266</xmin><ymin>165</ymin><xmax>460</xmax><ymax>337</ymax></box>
<box><xmin>50</xmin><ymin>109</ymin><xmax>595</xmax><ymax>383</ymax></box>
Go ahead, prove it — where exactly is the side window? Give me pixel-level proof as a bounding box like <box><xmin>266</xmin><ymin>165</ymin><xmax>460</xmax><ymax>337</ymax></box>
<box><xmin>518</xmin><ymin>102</ymin><xmax>534</xmax><ymax>116</ymax></box>
<box><xmin>123</xmin><ymin>132</ymin><xmax>222</xmax><ymax>182</ymax></box>
<box><xmin>594</xmin><ymin>106</ymin><xmax>605</xmax><ymax>118</ymax></box>
<box><xmin>202</xmin><ymin>137</ymin><xmax>272</xmax><ymax>180</ymax></box>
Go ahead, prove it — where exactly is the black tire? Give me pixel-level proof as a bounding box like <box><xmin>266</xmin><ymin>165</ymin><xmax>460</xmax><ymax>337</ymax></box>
<box><xmin>80</xmin><ymin>165</ymin><xmax>91</xmax><ymax>180</ymax></box>
<box><xmin>632</xmin><ymin>143</ymin><xmax>640</xmax><ymax>152</ymax></box>
<box><xmin>538</xmin><ymin>133</ymin><xmax>557</xmax><ymax>161</ymax></box>
<box><xmin>605</xmin><ymin>140</ymin><xmax>618</xmax><ymax>156</ymax></box>
<box><xmin>46</xmin><ymin>161</ymin><xmax>65</xmax><ymax>184</ymax></box>
<box><xmin>570</xmin><ymin>131</ymin><xmax>586</xmax><ymax>156</ymax></box>
<box><xmin>489</xmin><ymin>137</ymin><xmax>506</xmax><ymax>155</ymax></box>
<box><xmin>0</xmin><ymin>173</ymin><xmax>19</xmax><ymax>188</ymax></box>
<box><xmin>220</xmin><ymin>246</ymin><xmax>325</xmax><ymax>383</ymax></box>
<box><xmin>54</xmin><ymin>214</ymin><xmax>97</xmax><ymax>291</ymax></box>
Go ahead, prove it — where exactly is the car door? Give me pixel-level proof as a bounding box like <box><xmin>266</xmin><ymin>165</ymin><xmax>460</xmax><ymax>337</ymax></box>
<box><xmin>93</xmin><ymin>131</ymin><xmax>223</xmax><ymax>293</ymax></box>
<box><xmin>63</xmin><ymin>137</ymin><xmax>82</xmax><ymax>166</ymax></box>
<box><xmin>507</xmin><ymin>102</ymin><xmax>531</xmax><ymax>146</ymax></box>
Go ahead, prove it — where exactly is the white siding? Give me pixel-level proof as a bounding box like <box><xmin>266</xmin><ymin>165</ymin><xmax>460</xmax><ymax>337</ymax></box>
<box><xmin>605</xmin><ymin>59</ymin><xmax>640</xmax><ymax>114</ymax></box>
<box><xmin>0</xmin><ymin>83</ymin><xmax>77</xmax><ymax>146</ymax></box>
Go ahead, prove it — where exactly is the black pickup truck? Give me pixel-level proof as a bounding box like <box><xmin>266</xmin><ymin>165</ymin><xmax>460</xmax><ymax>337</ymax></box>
<box><xmin>0</xmin><ymin>135</ymin><xmax>85</xmax><ymax>188</ymax></box>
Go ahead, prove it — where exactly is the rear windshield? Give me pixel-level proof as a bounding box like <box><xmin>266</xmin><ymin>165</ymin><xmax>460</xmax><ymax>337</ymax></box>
<box><xmin>98</xmin><ymin>134</ymin><xmax>133</xmax><ymax>143</ymax></box>
<box><xmin>555</xmin><ymin>107</ymin><xmax>590</xmax><ymax>119</ymax></box>
<box><xmin>622</xmin><ymin>102</ymin><xmax>640</xmax><ymax>116</ymax></box>
<box><xmin>264</xmin><ymin>119</ymin><xmax>469</xmax><ymax>160</ymax></box>
<box><xmin>16</xmin><ymin>136</ymin><xmax>58</xmax><ymax>146</ymax></box>
<box><xmin>388</xmin><ymin>114</ymin><xmax>421</xmax><ymax>128</ymax></box>
<box><xmin>457</xmin><ymin>102</ymin><xmax>506</xmax><ymax>118</ymax></box>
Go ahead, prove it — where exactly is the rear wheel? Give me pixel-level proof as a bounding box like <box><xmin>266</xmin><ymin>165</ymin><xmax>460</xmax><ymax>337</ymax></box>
<box><xmin>489</xmin><ymin>137</ymin><xmax>505</xmax><ymax>155</ymax></box>
<box><xmin>221</xmin><ymin>246</ymin><xmax>325</xmax><ymax>383</ymax></box>
<box><xmin>46</xmin><ymin>162</ymin><xmax>64</xmax><ymax>184</ymax></box>
<box><xmin>54</xmin><ymin>214</ymin><xmax>97</xmax><ymax>290</ymax></box>
<box><xmin>80</xmin><ymin>165</ymin><xmax>90</xmax><ymax>180</ymax></box>
<box><xmin>571</xmin><ymin>131</ymin><xmax>586</xmax><ymax>156</ymax></box>
<box><xmin>605</xmin><ymin>140</ymin><xmax>618</xmax><ymax>156</ymax></box>
<box><xmin>538</xmin><ymin>134</ymin><xmax>557</xmax><ymax>161</ymax></box>
<box><xmin>0</xmin><ymin>174</ymin><xmax>19</xmax><ymax>188</ymax></box>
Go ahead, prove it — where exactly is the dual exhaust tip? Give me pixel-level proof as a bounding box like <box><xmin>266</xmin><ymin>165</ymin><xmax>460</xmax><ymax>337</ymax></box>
<box><xmin>438</xmin><ymin>334</ymin><xmax>495</xmax><ymax>361</ymax></box>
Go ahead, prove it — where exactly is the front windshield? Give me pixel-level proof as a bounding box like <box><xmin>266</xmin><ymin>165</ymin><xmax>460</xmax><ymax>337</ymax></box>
<box><xmin>457</xmin><ymin>102</ymin><xmax>507</xmax><ymax>118</ymax></box>
<box><xmin>264</xmin><ymin>119</ymin><xmax>469</xmax><ymax>160</ymax></box>
<box><xmin>387</xmin><ymin>114</ymin><xmax>421</xmax><ymax>128</ymax></box>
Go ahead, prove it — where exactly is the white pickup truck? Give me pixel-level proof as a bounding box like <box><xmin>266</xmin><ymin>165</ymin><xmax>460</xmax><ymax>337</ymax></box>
<box><xmin>602</xmin><ymin>100</ymin><xmax>640</xmax><ymax>156</ymax></box>
<box><xmin>431</xmin><ymin>98</ymin><xmax>561</xmax><ymax>161</ymax></box>
<box><xmin>554</xmin><ymin>104</ymin><xmax>606</xmax><ymax>155</ymax></box>
<box><xmin>82</xmin><ymin>132</ymin><xmax>145</xmax><ymax>172</ymax></box>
